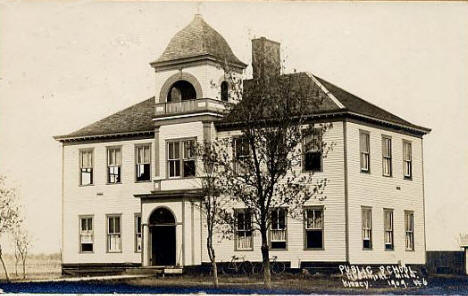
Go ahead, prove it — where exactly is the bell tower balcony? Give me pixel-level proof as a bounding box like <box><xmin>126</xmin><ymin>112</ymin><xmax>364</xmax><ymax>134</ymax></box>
<box><xmin>154</xmin><ymin>98</ymin><xmax>227</xmax><ymax>118</ymax></box>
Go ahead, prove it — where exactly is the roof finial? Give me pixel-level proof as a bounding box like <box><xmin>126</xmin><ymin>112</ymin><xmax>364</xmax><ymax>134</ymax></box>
<box><xmin>195</xmin><ymin>2</ymin><xmax>202</xmax><ymax>17</ymax></box>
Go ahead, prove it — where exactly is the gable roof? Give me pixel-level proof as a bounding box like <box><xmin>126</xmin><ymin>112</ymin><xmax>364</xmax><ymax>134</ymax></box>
<box><xmin>151</xmin><ymin>14</ymin><xmax>246</xmax><ymax>69</ymax></box>
<box><xmin>54</xmin><ymin>97</ymin><xmax>155</xmax><ymax>142</ymax></box>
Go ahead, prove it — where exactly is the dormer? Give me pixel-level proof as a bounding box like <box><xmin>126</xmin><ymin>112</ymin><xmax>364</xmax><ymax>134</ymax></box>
<box><xmin>151</xmin><ymin>14</ymin><xmax>246</xmax><ymax>119</ymax></box>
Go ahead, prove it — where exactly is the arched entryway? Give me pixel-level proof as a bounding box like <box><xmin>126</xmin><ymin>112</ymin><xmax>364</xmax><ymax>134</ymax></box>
<box><xmin>149</xmin><ymin>207</ymin><xmax>176</xmax><ymax>266</ymax></box>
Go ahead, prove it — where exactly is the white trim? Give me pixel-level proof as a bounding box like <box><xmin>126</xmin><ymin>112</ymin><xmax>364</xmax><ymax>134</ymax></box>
<box><xmin>305</xmin><ymin>72</ymin><xmax>345</xmax><ymax>109</ymax></box>
<box><xmin>152</xmin><ymin>112</ymin><xmax>223</xmax><ymax>121</ymax></box>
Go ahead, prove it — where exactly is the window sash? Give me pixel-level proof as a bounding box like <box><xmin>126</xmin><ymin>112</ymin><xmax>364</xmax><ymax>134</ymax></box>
<box><xmin>384</xmin><ymin>210</ymin><xmax>394</xmax><ymax>247</ymax></box>
<box><xmin>360</xmin><ymin>132</ymin><xmax>370</xmax><ymax>171</ymax></box>
<box><xmin>107</xmin><ymin>148</ymin><xmax>122</xmax><ymax>166</ymax></box>
<box><xmin>361</xmin><ymin>208</ymin><xmax>372</xmax><ymax>240</ymax></box>
<box><xmin>136</xmin><ymin>145</ymin><xmax>151</xmax><ymax>164</ymax></box>
<box><xmin>305</xmin><ymin>208</ymin><xmax>323</xmax><ymax>230</ymax></box>
<box><xmin>80</xmin><ymin>150</ymin><xmax>93</xmax><ymax>169</ymax></box>
<box><xmin>403</xmin><ymin>142</ymin><xmax>412</xmax><ymax>177</ymax></box>
<box><xmin>80</xmin><ymin>168</ymin><xmax>93</xmax><ymax>185</ymax></box>
<box><xmin>168</xmin><ymin>140</ymin><xmax>196</xmax><ymax>178</ymax></box>
<box><xmin>405</xmin><ymin>211</ymin><xmax>415</xmax><ymax>250</ymax></box>
<box><xmin>135</xmin><ymin>214</ymin><xmax>142</xmax><ymax>252</ymax></box>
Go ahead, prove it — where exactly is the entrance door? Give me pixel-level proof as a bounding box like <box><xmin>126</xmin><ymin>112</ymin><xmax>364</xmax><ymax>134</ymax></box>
<box><xmin>149</xmin><ymin>207</ymin><xmax>177</xmax><ymax>266</ymax></box>
<box><xmin>152</xmin><ymin>225</ymin><xmax>176</xmax><ymax>266</ymax></box>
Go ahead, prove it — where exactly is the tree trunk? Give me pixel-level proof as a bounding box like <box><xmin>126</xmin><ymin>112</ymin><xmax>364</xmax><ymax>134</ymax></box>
<box><xmin>207</xmin><ymin>228</ymin><xmax>219</xmax><ymax>288</ymax></box>
<box><xmin>260</xmin><ymin>231</ymin><xmax>271</xmax><ymax>289</ymax></box>
<box><xmin>0</xmin><ymin>255</ymin><xmax>10</xmax><ymax>283</ymax></box>
<box><xmin>211</xmin><ymin>257</ymin><xmax>219</xmax><ymax>288</ymax></box>
<box><xmin>22</xmin><ymin>259</ymin><xmax>26</xmax><ymax>279</ymax></box>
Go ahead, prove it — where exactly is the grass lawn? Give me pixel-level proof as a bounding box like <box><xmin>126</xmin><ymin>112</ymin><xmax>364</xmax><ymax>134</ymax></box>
<box><xmin>123</xmin><ymin>273</ymin><xmax>431</xmax><ymax>294</ymax></box>
<box><xmin>0</xmin><ymin>253</ymin><xmax>61</xmax><ymax>281</ymax></box>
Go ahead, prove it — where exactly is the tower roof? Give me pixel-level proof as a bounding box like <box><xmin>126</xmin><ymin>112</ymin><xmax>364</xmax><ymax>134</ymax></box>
<box><xmin>151</xmin><ymin>14</ymin><xmax>246</xmax><ymax>70</ymax></box>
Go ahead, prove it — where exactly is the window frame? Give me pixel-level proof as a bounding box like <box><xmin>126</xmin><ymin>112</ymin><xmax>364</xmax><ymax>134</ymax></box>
<box><xmin>166</xmin><ymin>138</ymin><xmax>197</xmax><ymax>179</ymax></box>
<box><xmin>359</xmin><ymin>130</ymin><xmax>370</xmax><ymax>173</ymax></box>
<box><xmin>135</xmin><ymin>213</ymin><xmax>142</xmax><ymax>253</ymax></box>
<box><xmin>304</xmin><ymin>206</ymin><xmax>324</xmax><ymax>250</ymax></box>
<box><xmin>403</xmin><ymin>140</ymin><xmax>413</xmax><ymax>180</ymax></box>
<box><xmin>234</xmin><ymin>209</ymin><xmax>254</xmax><ymax>251</ymax></box>
<box><xmin>79</xmin><ymin>148</ymin><xmax>94</xmax><ymax>186</ymax></box>
<box><xmin>383</xmin><ymin>208</ymin><xmax>394</xmax><ymax>251</ymax></box>
<box><xmin>106</xmin><ymin>214</ymin><xmax>122</xmax><ymax>253</ymax></box>
<box><xmin>382</xmin><ymin>136</ymin><xmax>393</xmax><ymax>177</ymax></box>
<box><xmin>405</xmin><ymin>210</ymin><xmax>415</xmax><ymax>251</ymax></box>
<box><xmin>135</xmin><ymin>144</ymin><xmax>152</xmax><ymax>183</ymax></box>
<box><xmin>269</xmin><ymin>208</ymin><xmax>288</xmax><ymax>250</ymax></box>
<box><xmin>107</xmin><ymin>146</ymin><xmax>122</xmax><ymax>184</ymax></box>
<box><xmin>232</xmin><ymin>136</ymin><xmax>250</xmax><ymax>174</ymax></box>
<box><xmin>302</xmin><ymin>128</ymin><xmax>323</xmax><ymax>173</ymax></box>
<box><xmin>220</xmin><ymin>81</ymin><xmax>229</xmax><ymax>102</ymax></box>
<box><xmin>79</xmin><ymin>215</ymin><xmax>94</xmax><ymax>253</ymax></box>
<box><xmin>361</xmin><ymin>207</ymin><xmax>372</xmax><ymax>250</ymax></box>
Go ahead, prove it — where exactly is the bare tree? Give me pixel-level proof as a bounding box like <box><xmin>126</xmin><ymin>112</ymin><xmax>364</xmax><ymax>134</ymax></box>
<box><xmin>194</xmin><ymin>141</ymin><xmax>233</xmax><ymax>288</ymax></box>
<box><xmin>0</xmin><ymin>176</ymin><xmax>22</xmax><ymax>282</ymax></box>
<box><xmin>207</xmin><ymin>61</ymin><xmax>333</xmax><ymax>288</ymax></box>
<box><xmin>12</xmin><ymin>224</ymin><xmax>31</xmax><ymax>279</ymax></box>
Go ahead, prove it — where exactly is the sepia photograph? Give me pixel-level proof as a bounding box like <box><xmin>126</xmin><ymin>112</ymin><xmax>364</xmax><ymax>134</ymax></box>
<box><xmin>0</xmin><ymin>1</ymin><xmax>467</xmax><ymax>294</ymax></box>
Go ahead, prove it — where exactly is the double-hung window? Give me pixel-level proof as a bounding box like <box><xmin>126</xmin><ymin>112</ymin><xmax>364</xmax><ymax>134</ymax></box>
<box><xmin>405</xmin><ymin>211</ymin><xmax>415</xmax><ymax>251</ymax></box>
<box><xmin>360</xmin><ymin>131</ymin><xmax>370</xmax><ymax>172</ymax></box>
<box><xmin>382</xmin><ymin>136</ymin><xmax>392</xmax><ymax>177</ymax></box>
<box><xmin>403</xmin><ymin>141</ymin><xmax>412</xmax><ymax>179</ymax></box>
<box><xmin>235</xmin><ymin>209</ymin><xmax>253</xmax><ymax>250</ymax></box>
<box><xmin>107</xmin><ymin>215</ymin><xmax>121</xmax><ymax>253</ymax></box>
<box><xmin>233</xmin><ymin>137</ymin><xmax>249</xmax><ymax>174</ymax></box>
<box><xmin>135</xmin><ymin>214</ymin><xmax>142</xmax><ymax>253</ymax></box>
<box><xmin>168</xmin><ymin>139</ymin><xmax>196</xmax><ymax>178</ymax></box>
<box><xmin>303</xmin><ymin>129</ymin><xmax>322</xmax><ymax>172</ymax></box>
<box><xmin>305</xmin><ymin>207</ymin><xmax>324</xmax><ymax>249</ymax></box>
<box><xmin>361</xmin><ymin>207</ymin><xmax>372</xmax><ymax>249</ymax></box>
<box><xmin>79</xmin><ymin>149</ymin><xmax>93</xmax><ymax>186</ymax></box>
<box><xmin>269</xmin><ymin>208</ymin><xmax>287</xmax><ymax>249</ymax></box>
<box><xmin>107</xmin><ymin>147</ymin><xmax>121</xmax><ymax>184</ymax></box>
<box><xmin>384</xmin><ymin>209</ymin><xmax>394</xmax><ymax>250</ymax></box>
<box><xmin>136</xmin><ymin>145</ymin><xmax>151</xmax><ymax>182</ymax></box>
<box><xmin>79</xmin><ymin>216</ymin><xmax>93</xmax><ymax>252</ymax></box>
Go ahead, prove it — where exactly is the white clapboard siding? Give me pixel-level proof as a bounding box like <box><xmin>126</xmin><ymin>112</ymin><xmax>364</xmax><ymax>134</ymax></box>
<box><xmin>208</xmin><ymin>122</ymin><xmax>346</xmax><ymax>265</ymax></box>
<box><xmin>346</xmin><ymin>121</ymin><xmax>425</xmax><ymax>265</ymax></box>
<box><xmin>62</xmin><ymin>138</ymin><xmax>154</xmax><ymax>264</ymax></box>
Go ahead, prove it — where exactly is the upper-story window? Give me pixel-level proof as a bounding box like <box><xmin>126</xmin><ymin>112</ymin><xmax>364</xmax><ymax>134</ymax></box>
<box><xmin>403</xmin><ymin>140</ymin><xmax>412</xmax><ymax>179</ymax></box>
<box><xmin>167</xmin><ymin>139</ymin><xmax>196</xmax><ymax>178</ymax></box>
<box><xmin>221</xmin><ymin>81</ymin><xmax>229</xmax><ymax>101</ymax></box>
<box><xmin>303</xmin><ymin>129</ymin><xmax>322</xmax><ymax>172</ymax></box>
<box><xmin>233</xmin><ymin>137</ymin><xmax>249</xmax><ymax>174</ymax></box>
<box><xmin>107</xmin><ymin>147</ymin><xmax>121</xmax><ymax>184</ymax></box>
<box><xmin>79</xmin><ymin>149</ymin><xmax>93</xmax><ymax>186</ymax></box>
<box><xmin>167</xmin><ymin>80</ymin><xmax>196</xmax><ymax>102</ymax></box>
<box><xmin>135</xmin><ymin>145</ymin><xmax>151</xmax><ymax>182</ymax></box>
<box><xmin>382</xmin><ymin>136</ymin><xmax>392</xmax><ymax>177</ymax></box>
<box><xmin>360</xmin><ymin>131</ymin><xmax>370</xmax><ymax>173</ymax></box>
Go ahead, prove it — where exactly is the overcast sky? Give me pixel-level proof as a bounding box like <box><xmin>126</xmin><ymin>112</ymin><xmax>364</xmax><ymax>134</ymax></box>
<box><xmin>0</xmin><ymin>1</ymin><xmax>467</xmax><ymax>253</ymax></box>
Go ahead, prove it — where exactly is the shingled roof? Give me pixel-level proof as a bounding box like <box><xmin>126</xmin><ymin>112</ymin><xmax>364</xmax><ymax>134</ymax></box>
<box><xmin>151</xmin><ymin>14</ymin><xmax>246</xmax><ymax>69</ymax></box>
<box><xmin>217</xmin><ymin>72</ymin><xmax>430</xmax><ymax>134</ymax></box>
<box><xmin>54</xmin><ymin>97</ymin><xmax>155</xmax><ymax>141</ymax></box>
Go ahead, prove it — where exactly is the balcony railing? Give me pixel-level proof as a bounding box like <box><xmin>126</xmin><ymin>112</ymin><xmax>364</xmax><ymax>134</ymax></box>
<box><xmin>155</xmin><ymin>98</ymin><xmax>227</xmax><ymax>117</ymax></box>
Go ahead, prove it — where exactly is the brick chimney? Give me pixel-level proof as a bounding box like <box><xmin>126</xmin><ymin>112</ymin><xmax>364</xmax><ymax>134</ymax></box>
<box><xmin>251</xmin><ymin>37</ymin><xmax>281</xmax><ymax>80</ymax></box>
